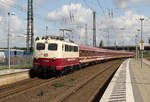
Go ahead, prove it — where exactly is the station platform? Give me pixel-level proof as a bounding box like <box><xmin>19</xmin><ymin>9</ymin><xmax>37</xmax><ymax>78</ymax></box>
<box><xmin>100</xmin><ymin>58</ymin><xmax>150</xmax><ymax>102</ymax></box>
<box><xmin>0</xmin><ymin>69</ymin><xmax>29</xmax><ymax>76</ymax></box>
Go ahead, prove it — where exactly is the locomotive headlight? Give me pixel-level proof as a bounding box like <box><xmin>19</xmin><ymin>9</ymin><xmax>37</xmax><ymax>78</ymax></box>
<box><xmin>44</xmin><ymin>53</ymin><xmax>48</xmax><ymax>57</ymax></box>
<box><xmin>35</xmin><ymin>56</ymin><xmax>38</xmax><ymax>59</ymax></box>
<box><xmin>52</xmin><ymin>57</ymin><xmax>56</xmax><ymax>61</ymax></box>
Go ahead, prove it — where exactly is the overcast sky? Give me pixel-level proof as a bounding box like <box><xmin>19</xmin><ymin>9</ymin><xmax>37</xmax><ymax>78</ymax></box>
<box><xmin>0</xmin><ymin>0</ymin><xmax>150</xmax><ymax>47</ymax></box>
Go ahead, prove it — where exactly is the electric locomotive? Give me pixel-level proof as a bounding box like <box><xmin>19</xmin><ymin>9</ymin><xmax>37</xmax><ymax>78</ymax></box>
<box><xmin>30</xmin><ymin>37</ymin><xmax>79</xmax><ymax>77</ymax></box>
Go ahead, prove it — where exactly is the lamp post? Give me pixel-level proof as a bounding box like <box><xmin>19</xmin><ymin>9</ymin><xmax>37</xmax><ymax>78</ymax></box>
<box><xmin>120</xmin><ymin>28</ymin><xmax>125</xmax><ymax>50</ymax></box>
<box><xmin>8</xmin><ymin>12</ymin><xmax>15</xmax><ymax>70</ymax></box>
<box><xmin>137</xmin><ymin>29</ymin><xmax>140</xmax><ymax>59</ymax></box>
<box><xmin>139</xmin><ymin>18</ymin><xmax>144</xmax><ymax>68</ymax></box>
<box><xmin>135</xmin><ymin>34</ymin><xmax>138</xmax><ymax>60</ymax></box>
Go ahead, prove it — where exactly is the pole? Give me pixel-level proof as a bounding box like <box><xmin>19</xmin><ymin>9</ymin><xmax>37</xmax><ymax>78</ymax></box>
<box><xmin>137</xmin><ymin>29</ymin><xmax>140</xmax><ymax>60</ymax></box>
<box><xmin>60</xmin><ymin>29</ymin><xmax>72</xmax><ymax>38</ymax></box>
<box><xmin>46</xmin><ymin>26</ymin><xmax>48</xmax><ymax>36</ymax></box>
<box><xmin>135</xmin><ymin>35</ymin><xmax>138</xmax><ymax>60</ymax></box>
<box><xmin>85</xmin><ymin>24</ymin><xmax>88</xmax><ymax>46</ymax></box>
<box><xmin>107</xmin><ymin>30</ymin><xmax>110</xmax><ymax>46</ymax></box>
<box><xmin>140</xmin><ymin>18</ymin><xmax>144</xmax><ymax>68</ymax></box>
<box><xmin>8</xmin><ymin>12</ymin><xmax>10</xmax><ymax>70</ymax></box>
<box><xmin>93</xmin><ymin>11</ymin><xmax>96</xmax><ymax>47</ymax></box>
<box><xmin>27</xmin><ymin>0</ymin><xmax>34</xmax><ymax>55</ymax></box>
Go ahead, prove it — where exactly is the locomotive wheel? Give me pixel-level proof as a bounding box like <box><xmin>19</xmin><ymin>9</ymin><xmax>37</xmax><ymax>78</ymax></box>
<box><xmin>70</xmin><ymin>66</ymin><xmax>74</xmax><ymax>73</ymax></box>
<box><xmin>63</xmin><ymin>68</ymin><xmax>67</xmax><ymax>75</ymax></box>
<box><xmin>29</xmin><ymin>69</ymin><xmax>36</xmax><ymax>78</ymax></box>
<box><xmin>56</xmin><ymin>70</ymin><xmax>62</xmax><ymax>78</ymax></box>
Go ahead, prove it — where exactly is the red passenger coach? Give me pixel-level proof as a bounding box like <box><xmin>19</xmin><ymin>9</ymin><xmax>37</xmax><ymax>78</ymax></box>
<box><xmin>30</xmin><ymin>37</ymin><xmax>134</xmax><ymax>78</ymax></box>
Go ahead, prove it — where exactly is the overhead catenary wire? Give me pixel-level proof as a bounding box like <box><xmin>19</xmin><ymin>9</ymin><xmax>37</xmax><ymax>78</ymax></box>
<box><xmin>96</xmin><ymin>0</ymin><xmax>105</xmax><ymax>15</ymax></box>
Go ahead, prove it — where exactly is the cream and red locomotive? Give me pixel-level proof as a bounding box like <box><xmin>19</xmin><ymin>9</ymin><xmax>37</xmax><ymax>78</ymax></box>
<box><xmin>29</xmin><ymin>37</ymin><xmax>134</xmax><ymax>77</ymax></box>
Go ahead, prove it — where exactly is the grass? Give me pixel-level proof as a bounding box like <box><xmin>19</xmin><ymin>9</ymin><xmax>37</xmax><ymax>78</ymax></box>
<box><xmin>51</xmin><ymin>83</ymin><xmax>66</xmax><ymax>87</ymax></box>
<box><xmin>51</xmin><ymin>78</ymin><xmax>76</xmax><ymax>88</ymax></box>
<box><xmin>68</xmin><ymin>78</ymin><xmax>76</xmax><ymax>82</ymax></box>
<box><xmin>12</xmin><ymin>64</ymin><xmax>32</xmax><ymax>69</ymax></box>
<box><xmin>37</xmin><ymin>90</ymin><xmax>44</xmax><ymax>96</ymax></box>
<box><xmin>0</xmin><ymin>66</ymin><xmax>7</xmax><ymax>70</ymax></box>
<box><xmin>143</xmin><ymin>52</ymin><xmax>150</xmax><ymax>57</ymax></box>
<box><xmin>0</xmin><ymin>64</ymin><xmax>32</xmax><ymax>70</ymax></box>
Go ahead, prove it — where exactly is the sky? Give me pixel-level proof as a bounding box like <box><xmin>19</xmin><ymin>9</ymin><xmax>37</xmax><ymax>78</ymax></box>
<box><xmin>0</xmin><ymin>0</ymin><xmax>150</xmax><ymax>48</ymax></box>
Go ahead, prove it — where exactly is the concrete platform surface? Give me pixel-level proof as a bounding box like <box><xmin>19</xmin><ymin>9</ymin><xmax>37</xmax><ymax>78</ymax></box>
<box><xmin>100</xmin><ymin>58</ymin><xmax>150</xmax><ymax>102</ymax></box>
<box><xmin>0</xmin><ymin>69</ymin><xmax>29</xmax><ymax>86</ymax></box>
<box><xmin>0</xmin><ymin>69</ymin><xmax>29</xmax><ymax>76</ymax></box>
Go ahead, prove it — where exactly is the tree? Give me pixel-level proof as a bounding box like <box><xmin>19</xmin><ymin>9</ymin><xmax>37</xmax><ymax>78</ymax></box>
<box><xmin>99</xmin><ymin>40</ymin><xmax>104</xmax><ymax>48</ymax></box>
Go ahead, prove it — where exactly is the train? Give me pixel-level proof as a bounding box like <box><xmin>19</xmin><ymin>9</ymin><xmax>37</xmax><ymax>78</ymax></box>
<box><xmin>29</xmin><ymin>36</ymin><xmax>134</xmax><ymax>78</ymax></box>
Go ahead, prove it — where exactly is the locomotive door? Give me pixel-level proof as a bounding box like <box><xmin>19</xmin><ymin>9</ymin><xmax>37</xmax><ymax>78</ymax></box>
<box><xmin>62</xmin><ymin>45</ymin><xmax>65</xmax><ymax>66</ymax></box>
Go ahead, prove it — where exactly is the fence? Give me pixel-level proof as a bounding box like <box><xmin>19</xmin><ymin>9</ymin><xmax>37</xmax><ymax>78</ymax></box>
<box><xmin>0</xmin><ymin>55</ymin><xmax>33</xmax><ymax>70</ymax></box>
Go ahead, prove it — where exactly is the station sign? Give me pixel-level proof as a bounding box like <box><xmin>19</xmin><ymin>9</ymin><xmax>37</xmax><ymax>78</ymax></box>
<box><xmin>140</xmin><ymin>40</ymin><xmax>144</xmax><ymax>50</ymax></box>
<box><xmin>140</xmin><ymin>40</ymin><xmax>144</xmax><ymax>43</ymax></box>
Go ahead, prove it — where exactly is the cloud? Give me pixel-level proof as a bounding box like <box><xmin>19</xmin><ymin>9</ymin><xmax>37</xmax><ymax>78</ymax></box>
<box><xmin>0</xmin><ymin>15</ymin><xmax>25</xmax><ymax>47</ymax></box>
<box><xmin>46</xmin><ymin>4</ymin><xmax>94</xmax><ymax>46</ymax></box>
<box><xmin>96</xmin><ymin>10</ymin><xmax>150</xmax><ymax>46</ymax></box>
<box><xmin>0</xmin><ymin>0</ymin><xmax>16</xmax><ymax>14</ymax></box>
<box><xmin>46</xmin><ymin>4</ymin><xmax>93</xmax><ymax>25</ymax></box>
<box><xmin>0</xmin><ymin>0</ymin><xmax>27</xmax><ymax>48</ymax></box>
<box><xmin>46</xmin><ymin>4</ymin><xmax>150</xmax><ymax>46</ymax></box>
<box><xmin>113</xmin><ymin>0</ymin><xmax>150</xmax><ymax>9</ymax></box>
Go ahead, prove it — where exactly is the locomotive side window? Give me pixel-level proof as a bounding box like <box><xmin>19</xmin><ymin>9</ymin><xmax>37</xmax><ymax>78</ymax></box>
<box><xmin>36</xmin><ymin>43</ymin><xmax>45</xmax><ymax>50</ymax></box>
<box><xmin>48</xmin><ymin>43</ymin><xmax>57</xmax><ymax>50</ymax></box>
<box><xmin>65</xmin><ymin>45</ymin><xmax>68</xmax><ymax>51</ymax></box>
<box><xmin>74</xmin><ymin>46</ymin><xmax>78</xmax><ymax>52</ymax></box>
<box><xmin>65</xmin><ymin>45</ymin><xmax>78</xmax><ymax>52</ymax></box>
<box><xmin>68</xmin><ymin>46</ymin><xmax>71</xmax><ymax>51</ymax></box>
<box><xmin>62</xmin><ymin>45</ymin><xmax>65</xmax><ymax>51</ymax></box>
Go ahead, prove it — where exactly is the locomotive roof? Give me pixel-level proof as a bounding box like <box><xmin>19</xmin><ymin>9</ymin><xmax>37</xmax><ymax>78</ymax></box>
<box><xmin>35</xmin><ymin>38</ymin><xmax>78</xmax><ymax>46</ymax></box>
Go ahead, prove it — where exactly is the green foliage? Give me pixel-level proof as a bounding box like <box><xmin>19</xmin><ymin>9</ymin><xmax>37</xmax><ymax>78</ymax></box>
<box><xmin>37</xmin><ymin>90</ymin><xmax>44</xmax><ymax>96</ymax></box>
<box><xmin>13</xmin><ymin>64</ymin><xmax>32</xmax><ymax>69</ymax></box>
<box><xmin>51</xmin><ymin>83</ymin><xmax>65</xmax><ymax>87</ymax></box>
<box><xmin>143</xmin><ymin>51</ymin><xmax>150</xmax><ymax>57</ymax></box>
<box><xmin>0</xmin><ymin>64</ymin><xmax>32</xmax><ymax>70</ymax></box>
<box><xmin>68</xmin><ymin>78</ymin><xmax>76</xmax><ymax>82</ymax></box>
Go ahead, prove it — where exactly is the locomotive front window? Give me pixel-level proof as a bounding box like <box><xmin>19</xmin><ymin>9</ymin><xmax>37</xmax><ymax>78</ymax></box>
<box><xmin>48</xmin><ymin>43</ymin><xmax>57</xmax><ymax>50</ymax></box>
<box><xmin>36</xmin><ymin>43</ymin><xmax>45</xmax><ymax>50</ymax></box>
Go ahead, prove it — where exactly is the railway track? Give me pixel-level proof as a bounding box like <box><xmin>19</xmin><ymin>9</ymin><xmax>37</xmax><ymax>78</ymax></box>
<box><xmin>0</xmin><ymin>59</ymin><xmax>124</xmax><ymax>102</ymax></box>
<box><xmin>0</xmin><ymin>77</ymin><xmax>56</xmax><ymax>99</ymax></box>
<box><xmin>54</xmin><ymin>60</ymin><xmax>123</xmax><ymax>102</ymax></box>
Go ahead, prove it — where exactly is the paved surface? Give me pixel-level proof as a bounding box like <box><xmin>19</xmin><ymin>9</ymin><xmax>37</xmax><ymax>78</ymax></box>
<box><xmin>0</xmin><ymin>69</ymin><xmax>29</xmax><ymax>76</ymax></box>
<box><xmin>0</xmin><ymin>69</ymin><xmax>29</xmax><ymax>86</ymax></box>
<box><xmin>100</xmin><ymin>58</ymin><xmax>150</xmax><ymax>102</ymax></box>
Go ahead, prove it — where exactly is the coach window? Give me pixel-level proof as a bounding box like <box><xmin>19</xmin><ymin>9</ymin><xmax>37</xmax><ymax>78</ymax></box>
<box><xmin>48</xmin><ymin>43</ymin><xmax>57</xmax><ymax>50</ymax></box>
<box><xmin>36</xmin><ymin>43</ymin><xmax>45</xmax><ymax>50</ymax></box>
